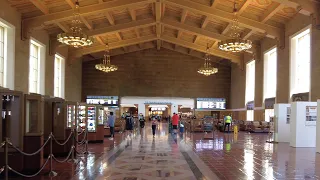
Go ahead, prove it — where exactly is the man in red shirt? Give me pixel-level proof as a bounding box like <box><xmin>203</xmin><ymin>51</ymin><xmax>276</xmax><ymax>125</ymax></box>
<box><xmin>172</xmin><ymin>113</ymin><xmax>179</xmax><ymax>134</ymax></box>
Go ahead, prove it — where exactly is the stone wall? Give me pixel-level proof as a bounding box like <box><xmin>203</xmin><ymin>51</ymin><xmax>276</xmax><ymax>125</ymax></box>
<box><xmin>82</xmin><ymin>48</ymin><xmax>232</xmax><ymax>105</ymax></box>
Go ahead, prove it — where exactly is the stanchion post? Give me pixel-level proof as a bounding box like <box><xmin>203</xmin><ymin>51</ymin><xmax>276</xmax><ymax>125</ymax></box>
<box><xmin>4</xmin><ymin>138</ymin><xmax>8</xmax><ymax>180</ymax></box>
<box><xmin>85</xmin><ymin>130</ymin><xmax>88</xmax><ymax>154</ymax></box>
<box><xmin>68</xmin><ymin>130</ymin><xmax>78</xmax><ymax>164</ymax></box>
<box><xmin>48</xmin><ymin>133</ymin><xmax>57</xmax><ymax>177</ymax></box>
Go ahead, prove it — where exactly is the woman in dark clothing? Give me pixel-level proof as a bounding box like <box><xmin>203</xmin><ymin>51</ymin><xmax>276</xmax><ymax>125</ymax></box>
<box><xmin>126</xmin><ymin>115</ymin><xmax>134</xmax><ymax>134</ymax></box>
<box><xmin>139</xmin><ymin>115</ymin><xmax>145</xmax><ymax>128</ymax></box>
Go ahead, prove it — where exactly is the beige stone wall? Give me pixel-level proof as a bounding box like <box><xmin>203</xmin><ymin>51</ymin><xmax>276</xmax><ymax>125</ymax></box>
<box><xmin>82</xmin><ymin>48</ymin><xmax>231</xmax><ymax>102</ymax></box>
<box><xmin>0</xmin><ymin>0</ymin><xmax>82</xmax><ymax>101</ymax></box>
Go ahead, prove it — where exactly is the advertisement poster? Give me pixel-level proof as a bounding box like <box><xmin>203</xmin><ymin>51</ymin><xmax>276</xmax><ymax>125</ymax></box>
<box><xmin>286</xmin><ymin>107</ymin><xmax>291</xmax><ymax>124</ymax></box>
<box><xmin>306</xmin><ymin>106</ymin><xmax>317</xmax><ymax>126</ymax></box>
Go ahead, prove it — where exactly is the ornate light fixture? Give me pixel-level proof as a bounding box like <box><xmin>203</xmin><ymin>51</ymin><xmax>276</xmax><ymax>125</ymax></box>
<box><xmin>57</xmin><ymin>0</ymin><xmax>93</xmax><ymax>48</ymax></box>
<box><xmin>95</xmin><ymin>42</ymin><xmax>118</xmax><ymax>73</ymax></box>
<box><xmin>218</xmin><ymin>1</ymin><xmax>252</xmax><ymax>52</ymax></box>
<box><xmin>197</xmin><ymin>44</ymin><xmax>218</xmax><ymax>76</ymax></box>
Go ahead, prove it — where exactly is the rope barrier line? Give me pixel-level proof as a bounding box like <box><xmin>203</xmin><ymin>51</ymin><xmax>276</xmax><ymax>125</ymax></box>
<box><xmin>0</xmin><ymin>129</ymin><xmax>89</xmax><ymax>179</ymax></box>
<box><xmin>77</xmin><ymin>129</ymin><xmax>86</xmax><ymax>136</ymax></box>
<box><xmin>8</xmin><ymin>155</ymin><xmax>50</xmax><ymax>178</ymax></box>
<box><xmin>52</xmin><ymin>146</ymin><xmax>74</xmax><ymax>163</ymax></box>
<box><xmin>0</xmin><ymin>141</ymin><xmax>5</xmax><ymax>148</ymax></box>
<box><xmin>8</xmin><ymin>137</ymin><xmax>51</xmax><ymax>156</ymax></box>
<box><xmin>0</xmin><ymin>166</ymin><xmax>4</xmax><ymax>174</ymax></box>
<box><xmin>75</xmin><ymin>131</ymin><xmax>87</xmax><ymax>144</ymax></box>
<box><xmin>51</xmin><ymin>131</ymin><xmax>74</xmax><ymax>146</ymax></box>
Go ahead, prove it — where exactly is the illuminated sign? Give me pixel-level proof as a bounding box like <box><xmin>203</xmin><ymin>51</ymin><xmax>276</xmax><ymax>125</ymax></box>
<box><xmin>196</xmin><ymin>98</ymin><xmax>226</xmax><ymax>110</ymax></box>
<box><xmin>86</xmin><ymin>96</ymin><xmax>119</xmax><ymax>106</ymax></box>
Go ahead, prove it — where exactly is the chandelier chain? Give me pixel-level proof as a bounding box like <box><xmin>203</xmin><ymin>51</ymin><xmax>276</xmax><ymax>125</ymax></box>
<box><xmin>198</xmin><ymin>43</ymin><xmax>218</xmax><ymax>76</ymax></box>
<box><xmin>57</xmin><ymin>0</ymin><xmax>93</xmax><ymax>48</ymax></box>
<box><xmin>218</xmin><ymin>0</ymin><xmax>252</xmax><ymax>53</ymax></box>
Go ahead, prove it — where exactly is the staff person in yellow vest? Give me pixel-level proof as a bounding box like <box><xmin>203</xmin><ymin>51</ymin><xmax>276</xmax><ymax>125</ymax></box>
<box><xmin>224</xmin><ymin>115</ymin><xmax>232</xmax><ymax>133</ymax></box>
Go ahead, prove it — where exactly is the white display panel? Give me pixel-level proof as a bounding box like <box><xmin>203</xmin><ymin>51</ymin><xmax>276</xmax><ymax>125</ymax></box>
<box><xmin>196</xmin><ymin>98</ymin><xmax>226</xmax><ymax>110</ymax></box>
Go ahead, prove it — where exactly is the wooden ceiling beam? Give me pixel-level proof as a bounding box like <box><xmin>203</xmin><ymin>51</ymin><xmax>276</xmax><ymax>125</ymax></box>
<box><xmin>24</xmin><ymin>0</ymin><xmax>155</xmax><ymax>29</ymax></box>
<box><xmin>160</xmin><ymin>35</ymin><xmax>241</xmax><ymax>62</ymax></box>
<box><xmin>163</xmin><ymin>0</ymin><xmax>281</xmax><ymax>39</ymax></box>
<box><xmin>86</xmin><ymin>18</ymin><xmax>155</xmax><ymax>37</ymax></box>
<box><xmin>115</xmin><ymin>33</ymin><xmax>123</xmax><ymax>40</ymax></box>
<box><xmin>55</xmin><ymin>21</ymin><xmax>69</xmax><ymax>32</ymax></box>
<box><xmin>210</xmin><ymin>0</ymin><xmax>219</xmax><ymax>8</ymax></box>
<box><xmin>237</xmin><ymin>0</ymin><xmax>252</xmax><ymax>15</ymax></box>
<box><xmin>162</xmin><ymin>18</ymin><xmax>228</xmax><ymax>42</ymax></box>
<box><xmin>135</xmin><ymin>29</ymin><xmax>140</xmax><ymax>38</ymax></box>
<box><xmin>30</xmin><ymin>0</ymin><xmax>49</xmax><ymax>15</ymax></box>
<box><xmin>65</xmin><ymin>0</ymin><xmax>75</xmax><ymax>9</ymax></box>
<box><xmin>193</xmin><ymin>36</ymin><xmax>200</xmax><ymax>44</ymax></box>
<box><xmin>80</xmin><ymin>16</ymin><xmax>93</xmax><ymax>30</ymax></box>
<box><xmin>70</xmin><ymin>34</ymin><xmax>157</xmax><ymax>57</ymax></box>
<box><xmin>181</xmin><ymin>9</ymin><xmax>188</xmax><ymax>23</ymax></box>
<box><xmin>271</xmin><ymin>0</ymin><xmax>317</xmax><ymax>16</ymax></box>
<box><xmin>83</xmin><ymin>44</ymin><xmax>155</xmax><ymax>61</ymax></box>
<box><xmin>201</xmin><ymin>17</ymin><xmax>209</xmax><ymax>29</ymax></box>
<box><xmin>221</xmin><ymin>23</ymin><xmax>232</xmax><ymax>35</ymax></box>
<box><xmin>242</xmin><ymin>30</ymin><xmax>254</xmax><ymax>40</ymax></box>
<box><xmin>105</xmin><ymin>12</ymin><xmax>115</xmax><ymax>25</ymax></box>
<box><xmin>128</xmin><ymin>8</ymin><xmax>137</xmax><ymax>21</ymax></box>
<box><xmin>177</xmin><ymin>31</ymin><xmax>182</xmax><ymax>39</ymax></box>
<box><xmin>260</xmin><ymin>3</ymin><xmax>285</xmax><ymax>23</ymax></box>
<box><xmin>96</xmin><ymin>36</ymin><xmax>105</xmax><ymax>45</ymax></box>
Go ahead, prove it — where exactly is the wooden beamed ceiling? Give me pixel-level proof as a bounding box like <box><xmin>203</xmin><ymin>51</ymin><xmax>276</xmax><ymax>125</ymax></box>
<box><xmin>10</xmin><ymin>0</ymin><xmax>319</xmax><ymax>63</ymax></box>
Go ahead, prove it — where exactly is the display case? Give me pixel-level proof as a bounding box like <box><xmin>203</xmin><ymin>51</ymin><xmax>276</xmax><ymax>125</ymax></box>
<box><xmin>43</xmin><ymin>97</ymin><xmax>65</xmax><ymax>139</ymax></box>
<box><xmin>24</xmin><ymin>93</ymin><xmax>44</xmax><ymax>171</ymax></box>
<box><xmin>87</xmin><ymin>105</ymin><xmax>97</xmax><ymax>132</ymax></box>
<box><xmin>0</xmin><ymin>88</ymin><xmax>25</xmax><ymax>172</ymax></box>
<box><xmin>77</xmin><ymin>103</ymin><xmax>87</xmax><ymax>131</ymax></box>
<box><xmin>66</xmin><ymin>101</ymin><xmax>77</xmax><ymax>129</ymax></box>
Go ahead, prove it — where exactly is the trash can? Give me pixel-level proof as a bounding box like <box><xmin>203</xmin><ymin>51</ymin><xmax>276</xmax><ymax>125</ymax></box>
<box><xmin>180</xmin><ymin>124</ymin><xmax>184</xmax><ymax>133</ymax></box>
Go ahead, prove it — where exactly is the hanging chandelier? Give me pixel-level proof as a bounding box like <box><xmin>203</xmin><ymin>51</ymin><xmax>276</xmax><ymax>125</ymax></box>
<box><xmin>57</xmin><ymin>0</ymin><xmax>93</xmax><ymax>48</ymax></box>
<box><xmin>218</xmin><ymin>1</ymin><xmax>252</xmax><ymax>53</ymax></box>
<box><xmin>197</xmin><ymin>44</ymin><xmax>218</xmax><ymax>76</ymax></box>
<box><xmin>95</xmin><ymin>42</ymin><xmax>118</xmax><ymax>73</ymax></box>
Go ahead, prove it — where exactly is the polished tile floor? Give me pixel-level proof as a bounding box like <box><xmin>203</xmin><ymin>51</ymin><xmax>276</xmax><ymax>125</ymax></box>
<box><xmin>5</xmin><ymin>122</ymin><xmax>320</xmax><ymax>179</ymax></box>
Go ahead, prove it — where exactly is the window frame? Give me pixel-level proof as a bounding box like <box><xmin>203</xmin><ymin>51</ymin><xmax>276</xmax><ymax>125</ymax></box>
<box><xmin>289</xmin><ymin>25</ymin><xmax>311</xmax><ymax>99</ymax></box>
<box><xmin>245</xmin><ymin>60</ymin><xmax>255</xmax><ymax>105</ymax></box>
<box><xmin>263</xmin><ymin>47</ymin><xmax>277</xmax><ymax>101</ymax></box>
<box><xmin>54</xmin><ymin>54</ymin><xmax>65</xmax><ymax>98</ymax></box>
<box><xmin>0</xmin><ymin>18</ymin><xmax>15</xmax><ymax>90</ymax></box>
<box><xmin>29</xmin><ymin>38</ymin><xmax>46</xmax><ymax>95</ymax></box>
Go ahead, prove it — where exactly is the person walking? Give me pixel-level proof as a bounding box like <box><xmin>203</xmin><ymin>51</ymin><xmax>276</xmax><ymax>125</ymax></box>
<box><xmin>152</xmin><ymin>117</ymin><xmax>157</xmax><ymax>138</ymax></box>
<box><xmin>224</xmin><ymin>114</ymin><xmax>232</xmax><ymax>133</ymax></box>
<box><xmin>172</xmin><ymin>113</ymin><xmax>179</xmax><ymax>134</ymax></box>
<box><xmin>139</xmin><ymin>114</ymin><xmax>145</xmax><ymax>128</ymax></box>
<box><xmin>126</xmin><ymin>114</ymin><xmax>134</xmax><ymax>135</ymax></box>
<box><xmin>108</xmin><ymin>112</ymin><xmax>115</xmax><ymax>140</ymax></box>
